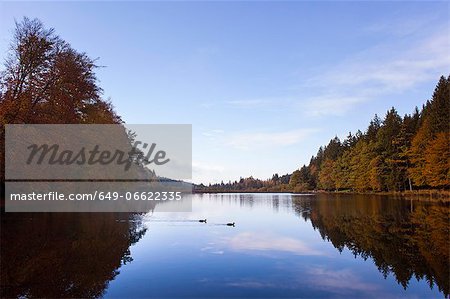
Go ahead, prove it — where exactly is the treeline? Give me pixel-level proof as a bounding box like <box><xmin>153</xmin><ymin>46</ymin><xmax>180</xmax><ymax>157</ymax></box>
<box><xmin>196</xmin><ymin>76</ymin><xmax>449</xmax><ymax>193</ymax></box>
<box><xmin>195</xmin><ymin>173</ymin><xmax>292</xmax><ymax>193</ymax></box>
<box><xmin>293</xmin><ymin>76</ymin><xmax>449</xmax><ymax>192</ymax></box>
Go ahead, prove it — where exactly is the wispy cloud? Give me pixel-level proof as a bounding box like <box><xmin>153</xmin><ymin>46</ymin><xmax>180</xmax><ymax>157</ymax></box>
<box><xmin>363</xmin><ymin>14</ymin><xmax>441</xmax><ymax>37</ymax></box>
<box><xmin>300</xmin><ymin>29</ymin><xmax>450</xmax><ymax>117</ymax></box>
<box><xmin>226</xmin><ymin>128</ymin><xmax>317</xmax><ymax>150</ymax></box>
<box><xmin>221</xmin><ymin>30</ymin><xmax>449</xmax><ymax>118</ymax></box>
<box><xmin>318</xmin><ymin>33</ymin><xmax>449</xmax><ymax>91</ymax></box>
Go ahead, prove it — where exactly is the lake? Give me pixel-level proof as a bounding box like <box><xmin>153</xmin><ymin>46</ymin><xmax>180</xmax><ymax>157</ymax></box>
<box><xmin>1</xmin><ymin>193</ymin><xmax>449</xmax><ymax>298</ymax></box>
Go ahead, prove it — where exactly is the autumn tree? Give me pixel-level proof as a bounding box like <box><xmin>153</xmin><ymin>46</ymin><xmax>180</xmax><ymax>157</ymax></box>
<box><xmin>333</xmin><ymin>150</ymin><xmax>352</xmax><ymax>190</ymax></box>
<box><xmin>0</xmin><ymin>17</ymin><xmax>121</xmax><ymax>125</ymax></box>
<box><xmin>0</xmin><ymin>18</ymin><xmax>122</xmax><ymax>180</ymax></box>
<box><xmin>409</xmin><ymin>75</ymin><xmax>450</xmax><ymax>188</ymax></box>
<box><xmin>424</xmin><ymin>132</ymin><xmax>449</xmax><ymax>187</ymax></box>
<box><xmin>318</xmin><ymin>158</ymin><xmax>335</xmax><ymax>190</ymax></box>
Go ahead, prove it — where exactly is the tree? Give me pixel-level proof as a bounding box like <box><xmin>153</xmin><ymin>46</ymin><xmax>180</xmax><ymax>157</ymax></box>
<box><xmin>376</xmin><ymin>108</ymin><xmax>403</xmax><ymax>191</ymax></box>
<box><xmin>319</xmin><ymin>159</ymin><xmax>335</xmax><ymax>190</ymax></box>
<box><xmin>323</xmin><ymin>136</ymin><xmax>342</xmax><ymax>161</ymax></box>
<box><xmin>0</xmin><ymin>18</ymin><xmax>122</xmax><ymax>180</ymax></box>
<box><xmin>333</xmin><ymin>150</ymin><xmax>351</xmax><ymax>190</ymax></box>
<box><xmin>289</xmin><ymin>166</ymin><xmax>312</xmax><ymax>192</ymax></box>
<box><xmin>349</xmin><ymin>140</ymin><xmax>378</xmax><ymax>191</ymax></box>
<box><xmin>0</xmin><ymin>18</ymin><xmax>121</xmax><ymax>125</ymax></box>
<box><xmin>408</xmin><ymin>119</ymin><xmax>432</xmax><ymax>187</ymax></box>
<box><xmin>392</xmin><ymin>122</ymin><xmax>413</xmax><ymax>191</ymax></box>
<box><xmin>428</xmin><ymin>76</ymin><xmax>450</xmax><ymax>135</ymax></box>
<box><xmin>368</xmin><ymin>155</ymin><xmax>382</xmax><ymax>191</ymax></box>
<box><xmin>408</xmin><ymin>75</ymin><xmax>450</xmax><ymax>188</ymax></box>
<box><xmin>366</xmin><ymin>114</ymin><xmax>382</xmax><ymax>142</ymax></box>
<box><xmin>424</xmin><ymin>132</ymin><xmax>449</xmax><ymax>187</ymax></box>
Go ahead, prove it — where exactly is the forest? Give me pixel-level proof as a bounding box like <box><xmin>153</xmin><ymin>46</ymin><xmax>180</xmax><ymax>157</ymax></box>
<box><xmin>196</xmin><ymin>75</ymin><xmax>449</xmax><ymax>193</ymax></box>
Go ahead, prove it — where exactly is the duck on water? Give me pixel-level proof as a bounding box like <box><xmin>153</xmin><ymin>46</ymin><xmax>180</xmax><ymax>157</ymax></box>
<box><xmin>198</xmin><ymin>219</ymin><xmax>234</xmax><ymax>226</ymax></box>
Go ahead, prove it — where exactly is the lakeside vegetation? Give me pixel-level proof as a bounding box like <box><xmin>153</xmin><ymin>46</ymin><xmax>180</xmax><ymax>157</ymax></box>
<box><xmin>196</xmin><ymin>76</ymin><xmax>449</xmax><ymax>194</ymax></box>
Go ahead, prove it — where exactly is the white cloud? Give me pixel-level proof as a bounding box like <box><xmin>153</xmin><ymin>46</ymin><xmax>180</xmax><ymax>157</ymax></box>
<box><xmin>226</xmin><ymin>128</ymin><xmax>317</xmax><ymax>150</ymax></box>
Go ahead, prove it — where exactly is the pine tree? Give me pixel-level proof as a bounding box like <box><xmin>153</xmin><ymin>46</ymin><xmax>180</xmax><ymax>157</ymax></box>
<box><xmin>428</xmin><ymin>76</ymin><xmax>450</xmax><ymax>135</ymax></box>
<box><xmin>377</xmin><ymin>108</ymin><xmax>403</xmax><ymax>191</ymax></box>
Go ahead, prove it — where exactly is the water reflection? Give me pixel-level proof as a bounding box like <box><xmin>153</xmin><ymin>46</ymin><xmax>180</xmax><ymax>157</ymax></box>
<box><xmin>0</xmin><ymin>212</ymin><xmax>147</xmax><ymax>298</ymax></box>
<box><xmin>292</xmin><ymin>194</ymin><xmax>450</xmax><ymax>297</ymax></box>
<box><xmin>227</xmin><ymin>232</ymin><xmax>324</xmax><ymax>256</ymax></box>
<box><xmin>1</xmin><ymin>193</ymin><xmax>448</xmax><ymax>298</ymax></box>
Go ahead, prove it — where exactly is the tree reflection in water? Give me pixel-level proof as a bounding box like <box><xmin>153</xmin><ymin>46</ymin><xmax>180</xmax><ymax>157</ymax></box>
<box><xmin>292</xmin><ymin>194</ymin><xmax>449</xmax><ymax>297</ymax></box>
<box><xmin>0</xmin><ymin>212</ymin><xmax>147</xmax><ymax>298</ymax></box>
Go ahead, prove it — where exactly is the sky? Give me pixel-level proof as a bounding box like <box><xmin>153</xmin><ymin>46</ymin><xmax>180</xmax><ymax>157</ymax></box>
<box><xmin>1</xmin><ymin>1</ymin><xmax>449</xmax><ymax>184</ymax></box>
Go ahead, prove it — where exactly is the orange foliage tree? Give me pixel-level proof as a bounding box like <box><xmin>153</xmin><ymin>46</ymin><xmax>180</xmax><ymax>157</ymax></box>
<box><xmin>0</xmin><ymin>18</ymin><xmax>122</xmax><ymax>181</ymax></box>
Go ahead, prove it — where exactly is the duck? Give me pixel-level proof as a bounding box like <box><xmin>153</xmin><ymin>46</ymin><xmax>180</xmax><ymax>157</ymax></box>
<box><xmin>199</xmin><ymin>219</ymin><xmax>207</xmax><ymax>223</ymax></box>
<box><xmin>226</xmin><ymin>222</ymin><xmax>235</xmax><ymax>227</ymax></box>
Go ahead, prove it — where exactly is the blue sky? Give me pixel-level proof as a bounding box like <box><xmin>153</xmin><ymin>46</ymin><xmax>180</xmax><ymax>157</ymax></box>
<box><xmin>1</xmin><ymin>1</ymin><xmax>449</xmax><ymax>184</ymax></box>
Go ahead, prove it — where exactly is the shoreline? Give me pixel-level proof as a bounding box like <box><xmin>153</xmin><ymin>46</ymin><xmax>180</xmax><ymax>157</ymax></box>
<box><xmin>192</xmin><ymin>189</ymin><xmax>450</xmax><ymax>202</ymax></box>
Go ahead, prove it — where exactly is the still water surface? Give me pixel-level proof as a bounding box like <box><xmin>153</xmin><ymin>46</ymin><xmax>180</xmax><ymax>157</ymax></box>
<box><xmin>1</xmin><ymin>193</ymin><xmax>449</xmax><ymax>298</ymax></box>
